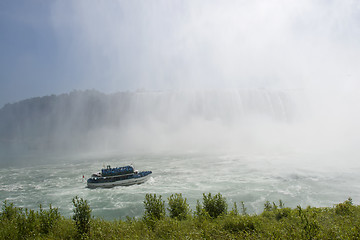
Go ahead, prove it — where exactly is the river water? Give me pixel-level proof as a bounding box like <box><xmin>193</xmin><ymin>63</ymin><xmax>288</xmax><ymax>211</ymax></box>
<box><xmin>1</xmin><ymin>152</ymin><xmax>359</xmax><ymax>220</ymax></box>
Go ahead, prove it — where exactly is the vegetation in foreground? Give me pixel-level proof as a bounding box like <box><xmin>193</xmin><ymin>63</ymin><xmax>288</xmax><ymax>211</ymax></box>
<box><xmin>1</xmin><ymin>194</ymin><xmax>359</xmax><ymax>239</ymax></box>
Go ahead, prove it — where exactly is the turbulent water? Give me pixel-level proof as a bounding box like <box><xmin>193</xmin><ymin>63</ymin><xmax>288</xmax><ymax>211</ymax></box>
<box><xmin>1</xmin><ymin>152</ymin><xmax>360</xmax><ymax>220</ymax></box>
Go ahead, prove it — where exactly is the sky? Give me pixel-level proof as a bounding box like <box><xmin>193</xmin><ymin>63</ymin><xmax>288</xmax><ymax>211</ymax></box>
<box><xmin>0</xmin><ymin>0</ymin><xmax>360</xmax><ymax>108</ymax></box>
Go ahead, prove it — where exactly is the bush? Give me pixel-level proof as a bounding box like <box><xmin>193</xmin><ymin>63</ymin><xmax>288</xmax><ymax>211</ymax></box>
<box><xmin>229</xmin><ymin>202</ymin><xmax>239</xmax><ymax>216</ymax></box>
<box><xmin>275</xmin><ymin>208</ymin><xmax>291</xmax><ymax>221</ymax></box>
<box><xmin>17</xmin><ymin>208</ymin><xmax>38</xmax><ymax>238</ymax></box>
<box><xmin>202</xmin><ymin>193</ymin><xmax>228</xmax><ymax>218</ymax></box>
<box><xmin>264</xmin><ymin>200</ymin><xmax>280</xmax><ymax>212</ymax></box>
<box><xmin>144</xmin><ymin>194</ymin><xmax>165</xmax><ymax>221</ymax></box>
<box><xmin>72</xmin><ymin>196</ymin><xmax>92</xmax><ymax>237</ymax></box>
<box><xmin>223</xmin><ymin>215</ymin><xmax>257</xmax><ymax>233</ymax></box>
<box><xmin>264</xmin><ymin>201</ymin><xmax>272</xmax><ymax>211</ymax></box>
<box><xmin>297</xmin><ymin>206</ymin><xmax>320</xmax><ymax>239</ymax></box>
<box><xmin>335</xmin><ymin>198</ymin><xmax>354</xmax><ymax>215</ymax></box>
<box><xmin>0</xmin><ymin>201</ymin><xmax>64</xmax><ymax>239</ymax></box>
<box><xmin>39</xmin><ymin>203</ymin><xmax>61</xmax><ymax>234</ymax></box>
<box><xmin>194</xmin><ymin>199</ymin><xmax>210</xmax><ymax>221</ymax></box>
<box><xmin>1</xmin><ymin>201</ymin><xmax>20</xmax><ymax>220</ymax></box>
<box><xmin>167</xmin><ymin>193</ymin><xmax>190</xmax><ymax>220</ymax></box>
<box><xmin>0</xmin><ymin>202</ymin><xmax>38</xmax><ymax>239</ymax></box>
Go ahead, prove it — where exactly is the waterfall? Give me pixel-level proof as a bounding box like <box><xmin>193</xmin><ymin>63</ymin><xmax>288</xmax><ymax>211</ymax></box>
<box><xmin>0</xmin><ymin>89</ymin><xmax>301</xmax><ymax>156</ymax></box>
<box><xmin>109</xmin><ymin>89</ymin><xmax>296</xmax><ymax>125</ymax></box>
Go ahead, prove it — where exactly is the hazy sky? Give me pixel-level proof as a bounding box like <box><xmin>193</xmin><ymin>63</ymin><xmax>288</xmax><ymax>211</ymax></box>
<box><xmin>1</xmin><ymin>0</ymin><xmax>360</xmax><ymax>107</ymax></box>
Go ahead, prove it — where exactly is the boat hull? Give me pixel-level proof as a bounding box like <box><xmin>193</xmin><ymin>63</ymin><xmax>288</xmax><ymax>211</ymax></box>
<box><xmin>87</xmin><ymin>173</ymin><xmax>152</xmax><ymax>188</ymax></box>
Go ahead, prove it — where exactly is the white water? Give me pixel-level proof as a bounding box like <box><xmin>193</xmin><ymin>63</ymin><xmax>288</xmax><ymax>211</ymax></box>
<box><xmin>1</xmin><ymin>152</ymin><xmax>359</xmax><ymax>220</ymax></box>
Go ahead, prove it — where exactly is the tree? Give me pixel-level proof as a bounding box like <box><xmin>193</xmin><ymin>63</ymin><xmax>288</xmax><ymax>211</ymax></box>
<box><xmin>202</xmin><ymin>193</ymin><xmax>227</xmax><ymax>218</ymax></box>
<box><xmin>72</xmin><ymin>196</ymin><xmax>91</xmax><ymax>237</ymax></box>
<box><xmin>167</xmin><ymin>193</ymin><xmax>190</xmax><ymax>220</ymax></box>
<box><xmin>143</xmin><ymin>194</ymin><xmax>165</xmax><ymax>221</ymax></box>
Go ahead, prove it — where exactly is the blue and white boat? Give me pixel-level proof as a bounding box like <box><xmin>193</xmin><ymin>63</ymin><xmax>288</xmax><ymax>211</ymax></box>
<box><xmin>87</xmin><ymin>165</ymin><xmax>152</xmax><ymax>188</ymax></box>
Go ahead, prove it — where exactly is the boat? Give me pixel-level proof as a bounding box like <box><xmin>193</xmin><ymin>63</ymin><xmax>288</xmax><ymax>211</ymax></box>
<box><xmin>87</xmin><ymin>164</ymin><xmax>152</xmax><ymax>188</ymax></box>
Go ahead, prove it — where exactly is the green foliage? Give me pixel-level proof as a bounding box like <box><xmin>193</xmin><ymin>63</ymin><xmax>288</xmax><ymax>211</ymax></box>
<box><xmin>335</xmin><ymin>197</ymin><xmax>354</xmax><ymax>215</ymax></box>
<box><xmin>264</xmin><ymin>201</ymin><xmax>272</xmax><ymax>211</ymax></box>
<box><xmin>194</xmin><ymin>199</ymin><xmax>210</xmax><ymax>221</ymax></box>
<box><xmin>143</xmin><ymin>193</ymin><xmax>165</xmax><ymax>222</ymax></box>
<box><xmin>275</xmin><ymin>207</ymin><xmax>291</xmax><ymax>221</ymax></box>
<box><xmin>279</xmin><ymin>199</ymin><xmax>285</xmax><ymax>209</ymax></box>
<box><xmin>167</xmin><ymin>193</ymin><xmax>190</xmax><ymax>220</ymax></box>
<box><xmin>15</xmin><ymin>208</ymin><xmax>31</xmax><ymax>238</ymax></box>
<box><xmin>72</xmin><ymin>196</ymin><xmax>92</xmax><ymax>237</ymax></box>
<box><xmin>39</xmin><ymin>203</ymin><xmax>61</xmax><ymax>234</ymax></box>
<box><xmin>1</xmin><ymin>201</ymin><xmax>20</xmax><ymax>220</ymax></box>
<box><xmin>202</xmin><ymin>193</ymin><xmax>228</xmax><ymax>218</ymax></box>
<box><xmin>264</xmin><ymin>200</ymin><xmax>282</xmax><ymax>212</ymax></box>
<box><xmin>152</xmin><ymin>218</ymin><xmax>183</xmax><ymax>239</ymax></box>
<box><xmin>195</xmin><ymin>199</ymin><xmax>202</xmax><ymax>217</ymax></box>
<box><xmin>0</xmin><ymin>201</ymin><xmax>38</xmax><ymax>239</ymax></box>
<box><xmin>230</xmin><ymin>202</ymin><xmax>239</xmax><ymax>215</ymax></box>
<box><xmin>2</xmin><ymin>196</ymin><xmax>360</xmax><ymax>239</ymax></box>
<box><xmin>0</xmin><ymin>201</ymin><xmax>65</xmax><ymax>239</ymax></box>
<box><xmin>297</xmin><ymin>205</ymin><xmax>320</xmax><ymax>239</ymax></box>
<box><xmin>262</xmin><ymin>200</ymin><xmax>290</xmax><ymax>221</ymax></box>
<box><xmin>229</xmin><ymin>201</ymin><xmax>247</xmax><ymax>216</ymax></box>
<box><xmin>223</xmin><ymin>215</ymin><xmax>257</xmax><ymax>233</ymax></box>
<box><xmin>241</xmin><ymin>201</ymin><xmax>247</xmax><ymax>215</ymax></box>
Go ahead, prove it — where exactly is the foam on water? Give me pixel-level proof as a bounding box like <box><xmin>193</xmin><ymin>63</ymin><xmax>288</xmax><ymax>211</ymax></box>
<box><xmin>1</xmin><ymin>153</ymin><xmax>360</xmax><ymax>220</ymax></box>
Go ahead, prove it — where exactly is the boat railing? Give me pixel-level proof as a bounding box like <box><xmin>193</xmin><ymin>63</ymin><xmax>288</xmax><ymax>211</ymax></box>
<box><xmin>101</xmin><ymin>165</ymin><xmax>134</xmax><ymax>176</ymax></box>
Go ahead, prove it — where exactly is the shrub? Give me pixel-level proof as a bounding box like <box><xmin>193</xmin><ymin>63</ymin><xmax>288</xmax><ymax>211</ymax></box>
<box><xmin>39</xmin><ymin>203</ymin><xmax>61</xmax><ymax>234</ymax></box>
<box><xmin>272</xmin><ymin>200</ymin><xmax>290</xmax><ymax>221</ymax></box>
<box><xmin>202</xmin><ymin>193</ymin><xmax>227</xmax><ymax>218</ymax></box>
<box><xmin>241</xmin><ymin>201</ymin><xmax>247</xmax><ymax>215</ymax></box>
<box><xmin>297</xmin><ymin>206</ymin><xmax>320</xmax><ymax>239</ymax></box>
<box><xmin>229</xmin><ymin>202</ymin><xmax>239</xmax><ymax>216</ymax></box>
<box><xmin>194</xmin><ymin>200</ymin><xmax>210</xmax><ymax>221</ymax></box>
<box><xmin>264</xmin><ymin>200</ymin><xmax>280</xmax><ymax>212</ymax></box>
<box><xmin>144</xmin><ymin>194</ymin><xmax>165</xmax><ymax>221</ymax></box>
<box><xmin>16</xmin><ymin>208</ymin><xmax>38</xmax><ymax>238</ymax></box>
<box><xmin>167</xmin><ymin>193</ymin><xmax>190</xmax><ymax>220</ymax></box>
<box><xmin>223</xmin><ymin>215</ymin><xmax>257</xmax><ymax>233</ymax></box>
<box><xmin>275</xmin><ymin>208</ymin><xmax>291</xmax><ymax>221</ymax></box>
<box><xmin>262</xmin><ymin>200</ymin><xmax>290</xmax><ymax>220</ymax></box>
<box><xmin>264</xmin><ymin>201</ymin><xmax>272</xmax><ymax>211</ymax></box>
<box><xmin>229</xmin><ymin>201</ymin><xmax>247</xmax><ymax>216</ymax></box>
<box><xmin>72</xmin><ymin>196</ymin><xmax>92</xmax><ymax>237</ymax></box>
<box><xmin>1</xmin><ymin>201</ymin><xmax>21</xmax><ymax>220</ymax></box>
<box><xmin>279</xmin><ymin>199</ymin><xmax>285</xmax><ymax>209</ymax></box>
<box><xmin>0</xmin><ymin>204</ymin><xmax>39</xmax><ymax>239</ymax></box>
<box><xmin>335</xmin><ymin>198</ymin><xmax>354</xmax><ymax>215</ymax></box>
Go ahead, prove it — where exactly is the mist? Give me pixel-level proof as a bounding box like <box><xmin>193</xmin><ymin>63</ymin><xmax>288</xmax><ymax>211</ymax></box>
<box><xmin>1</xmin><ymin>87</ymin><xmax>359</xmax><ymax>169</ymax></box>
<box><xmin>1</xmin><ymin>0</ymin><xmax>360</xmax><ymax>167</ymax></box>
<box><xmin>50</xmin><ymin>0</ymin><xmax>360</xmax><ymax>91</ymax></box>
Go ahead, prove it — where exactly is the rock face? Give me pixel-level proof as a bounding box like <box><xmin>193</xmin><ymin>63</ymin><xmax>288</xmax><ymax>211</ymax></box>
<box><xmin>0</xmin><ymin>89</ymin><xmax>300</xmax><ymax>156</ymax></box>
